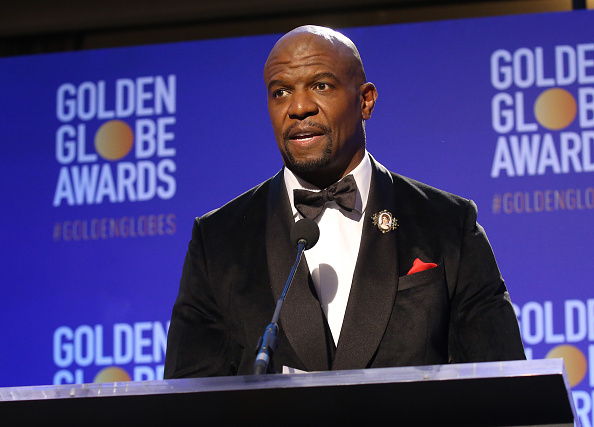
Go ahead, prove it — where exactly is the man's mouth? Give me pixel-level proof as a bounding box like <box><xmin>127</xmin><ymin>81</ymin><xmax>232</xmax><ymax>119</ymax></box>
<box><xmin>290</xmin><ymin>132</ymin><xmax>323</xmax><ymax>144</ymax></box>
<box><xmin>285</xmin><ymin>124</ymin><xmax>328</xmax><ymax>146</ymax></box>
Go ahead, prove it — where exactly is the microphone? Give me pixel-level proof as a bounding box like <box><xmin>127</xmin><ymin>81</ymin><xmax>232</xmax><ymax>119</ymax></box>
<box><xmin>290</xmin><ymin>217</ymin><xmax>320</xmax><ymax>250</ymax></box>
<box><xmin>253</xmin><ymin>218</ymin><xmax>320</xmax><ymax>375</ymax></box>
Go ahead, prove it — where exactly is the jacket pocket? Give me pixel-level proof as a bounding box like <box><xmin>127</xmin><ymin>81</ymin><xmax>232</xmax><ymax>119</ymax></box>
<box><xmin>397</xmin><ymin>263</ymin><xmax>444</xmax><ymax>291</ymax></box>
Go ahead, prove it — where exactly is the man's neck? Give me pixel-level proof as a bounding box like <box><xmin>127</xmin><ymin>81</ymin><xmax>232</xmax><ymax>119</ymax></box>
<box><xmin>290</xmin><ymin>150</ymin><xmax>366</xmax><ymax>189</ymax></box>
<box><xmin>283</xmin><ymin>150</ymin><xmax>372</xmax><ymax>217</ymax></box>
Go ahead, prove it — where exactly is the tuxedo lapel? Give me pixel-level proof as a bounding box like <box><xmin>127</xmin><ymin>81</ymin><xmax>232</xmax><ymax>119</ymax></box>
<box><xmin>265</xmin><ymin>170</ymin><xmax>332</xmax><ymax>372</ymax></box>
<box><xmin>332</xmin><ymin>157</ymin><xmax>400</xmax><ymax>371</ymax></box>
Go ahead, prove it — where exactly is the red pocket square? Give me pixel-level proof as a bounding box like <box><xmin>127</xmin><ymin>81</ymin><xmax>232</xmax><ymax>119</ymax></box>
<box><xmin>407</xmin><ymin>258</ymin><xmax>437</xmax><ymax>275</ymax></box>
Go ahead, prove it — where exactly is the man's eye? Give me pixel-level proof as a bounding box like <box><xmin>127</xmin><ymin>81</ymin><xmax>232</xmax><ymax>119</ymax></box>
<box><xmin>272</xmin><ymin>89</ymin><xmax>289</xmax><ymax>98</ymax></box>
<box><xmin>314</xmin><ymin>83</ymin><xmax>331</xmax><ymax>91</ymax></box>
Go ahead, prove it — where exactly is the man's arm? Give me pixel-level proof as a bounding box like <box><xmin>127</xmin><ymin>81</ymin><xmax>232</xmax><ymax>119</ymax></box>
<box><xmin>448</xmin><ymin>200</ymin><xmax>526</xmax><ymax>363</ymax></box>
<box><xmin>164</xmin><ymin>218</ymin><xmax>238</xmax><ymax>378</ymax></box>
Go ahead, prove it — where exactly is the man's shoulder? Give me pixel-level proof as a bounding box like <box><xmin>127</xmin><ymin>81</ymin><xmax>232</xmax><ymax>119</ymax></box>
<box><xmin>381</xmin><ymin>169</ymin><xmax>479</xmax><ymax>237</ymax></box>
<box><xmin>380</xmin><ymin>166</ymin><xmax>475</xmax><ymax>223</ymax></box>
<box><xmin>370</xmin><ymin>154</ymin><xmax>468</xmax><ymax>207</ymax></box>
<box><xmin>391</xmin><ymin>172</ymin><xmax>469</xmax><ymax>206</ymax></box>
<box><xmin>200</xmin><ymin>175</ymin><xmax>276</xmax><ymax>224</ymax></box>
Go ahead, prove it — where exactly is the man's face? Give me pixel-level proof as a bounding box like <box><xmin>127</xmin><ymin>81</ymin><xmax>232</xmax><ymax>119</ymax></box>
<box><xmin>264</xmin><ymin>32</ymin><xmax>376</xmax><ymax>188</ymax></box>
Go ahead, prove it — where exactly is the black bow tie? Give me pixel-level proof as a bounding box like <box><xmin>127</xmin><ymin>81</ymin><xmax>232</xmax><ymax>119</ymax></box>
<box><xmin>293</xmin><ymin>175</ymin><xmax>358</xmax><ymax>220</ymax></box>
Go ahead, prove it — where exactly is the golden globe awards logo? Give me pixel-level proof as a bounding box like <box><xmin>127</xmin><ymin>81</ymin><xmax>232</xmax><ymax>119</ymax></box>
<box><xmin>53</xmin><ymin>321</ymin><xmax>168</xmax><ymax>384</ymax></box>
<box><xmin>53</xmin><ymin>75</ymin><xmax>177</xmax><ymax>206</ymax></box>
<box><xmin>515</xmin><ymin>298</ymin><xmax>594</xmax><ymax>421</ymax></box>
<box><xmin>490</xmin><ymin>45</ymin><xmax>594</xmax><ymax>178</ymax></box>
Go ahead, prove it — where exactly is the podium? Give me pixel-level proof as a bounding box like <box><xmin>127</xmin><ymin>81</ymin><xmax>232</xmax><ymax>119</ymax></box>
<box><xmin>0</xmin><ymin>359</ymin><xmax>578</xmax><ymax>426</ymax></box>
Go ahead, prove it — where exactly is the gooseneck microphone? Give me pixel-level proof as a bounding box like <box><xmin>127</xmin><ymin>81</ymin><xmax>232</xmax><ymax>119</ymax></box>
<box><xmin>290</xmin><ymin>217</ymin><xmax>320</xmax><ymax>250</ymax></box>
<box><xmin>253</xmin><ymin>218</ymin><xmax>320</xmax><ymax>375</ymax></box>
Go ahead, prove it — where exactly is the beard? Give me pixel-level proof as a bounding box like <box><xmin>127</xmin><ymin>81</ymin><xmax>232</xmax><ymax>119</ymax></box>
<box><xmin>283</xmin><ymin>136</ymin><xmax>333</xmax><ymax>174</ymax></box>
<box><xmin>281</xmin><ymin>121</ymin><xmax>334</xmax><ymax>174</ymax></box>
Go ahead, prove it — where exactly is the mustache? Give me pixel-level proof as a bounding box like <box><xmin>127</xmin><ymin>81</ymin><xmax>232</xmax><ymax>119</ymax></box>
<box><xmin>283</xmin><ymin>121</ymin><xmax>332</xmax><ymax>140</ymax></box>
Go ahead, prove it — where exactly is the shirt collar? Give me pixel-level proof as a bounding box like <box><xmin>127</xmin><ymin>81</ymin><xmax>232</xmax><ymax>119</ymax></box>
<box><xmin>284</xmin><ymin>151</ymin><xmax>372</xmax><ymax>217</ymax></box>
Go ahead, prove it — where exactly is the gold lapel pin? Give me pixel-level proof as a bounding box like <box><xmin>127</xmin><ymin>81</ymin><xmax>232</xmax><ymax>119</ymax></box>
<box><xmin>372</xmin><ymin>210</ymin><xmax>398</xmax><ymax>234</ymax></box>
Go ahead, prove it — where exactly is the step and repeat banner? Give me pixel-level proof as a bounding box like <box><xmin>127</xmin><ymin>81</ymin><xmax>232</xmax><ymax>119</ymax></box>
<box><xmin>1</xmin><ymin>9</ymin><xmax>593</xmax><ymax>424</ymax></box>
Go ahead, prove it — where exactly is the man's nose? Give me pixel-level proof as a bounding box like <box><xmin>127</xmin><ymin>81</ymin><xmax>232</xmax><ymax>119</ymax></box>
<box><xmin>287</xmin><ymin>91</ymin><xmax>318</xmax><ymax>120</ymax></box>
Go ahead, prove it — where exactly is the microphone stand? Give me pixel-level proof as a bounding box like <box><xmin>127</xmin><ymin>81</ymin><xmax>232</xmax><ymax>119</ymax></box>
<box><xmin>253</xmin><ymin>239</ymin><xmax>307</xmax><ymax>375</ymax></box>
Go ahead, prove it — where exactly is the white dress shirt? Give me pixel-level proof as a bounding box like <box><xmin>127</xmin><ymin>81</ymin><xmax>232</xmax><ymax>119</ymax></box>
<box><xmin>283</xmin><ymin>152</ymin><xmax>372</xmax><ymax>345</ymax></box>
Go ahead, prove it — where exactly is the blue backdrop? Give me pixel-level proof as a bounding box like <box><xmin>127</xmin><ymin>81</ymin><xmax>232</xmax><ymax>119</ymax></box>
<box><xmin>1</xmin><ymin>9</ymin><xmax>593</xmax><ymax>425</ymax></box>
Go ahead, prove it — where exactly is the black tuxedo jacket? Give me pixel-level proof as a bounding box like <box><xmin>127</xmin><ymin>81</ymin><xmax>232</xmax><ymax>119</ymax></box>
<box><xmin>164</xmin><ymin>156</ymin><xmax>525</xmax><ymax>378</ymax></box>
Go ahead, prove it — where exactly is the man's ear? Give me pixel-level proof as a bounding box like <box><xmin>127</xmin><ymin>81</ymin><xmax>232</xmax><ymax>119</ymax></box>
<box><xmin>360</xmin><ymin>83</ymin><xmax>378</xmax><ymax>120</ymax></box>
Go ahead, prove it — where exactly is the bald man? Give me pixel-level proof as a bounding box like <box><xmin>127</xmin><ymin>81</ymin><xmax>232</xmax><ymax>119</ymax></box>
<box><xmin>164</xmin><ymin>26</ymin><xmax>525</xmax><ymax>378</ymax></box>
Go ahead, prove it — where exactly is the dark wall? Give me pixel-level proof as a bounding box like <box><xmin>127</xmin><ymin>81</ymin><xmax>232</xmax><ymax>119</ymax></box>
<box><xmin>0</xmin><ymin>0</ymin><xmax>585</xmax><ymax>57</ymax></box>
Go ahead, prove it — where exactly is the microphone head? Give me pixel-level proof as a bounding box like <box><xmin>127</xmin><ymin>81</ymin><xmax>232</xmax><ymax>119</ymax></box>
<box><xmin>290</xmin><ymin>218</ymin><xmax>320</xmax><ymax>250</ymax></box>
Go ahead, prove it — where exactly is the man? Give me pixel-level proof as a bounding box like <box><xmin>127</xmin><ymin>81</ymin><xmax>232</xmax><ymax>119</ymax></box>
<box><xmin>164</xmin><ymin>25</ymin><xmax>525</xmax><ymax>378</ymax></box>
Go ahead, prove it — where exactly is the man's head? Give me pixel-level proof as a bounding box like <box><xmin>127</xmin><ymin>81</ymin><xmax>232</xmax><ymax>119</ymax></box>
<box><xmin>264</xmin><ymin>25</ymin><xmax>378</xmax><ymax>188</ymax></box>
